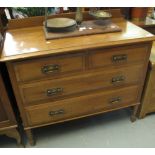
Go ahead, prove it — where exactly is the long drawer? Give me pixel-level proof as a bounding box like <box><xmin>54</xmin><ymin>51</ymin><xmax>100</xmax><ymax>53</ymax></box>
<box><xmin>13</xmin><ymin>53</ymin><xmax>85</xmax><ymax>82</ymax></box>
<box><xmin>19</xmin><ymin>64</ymin><xmax>143</xmax><ymax>106</ymax></box>
<box><xmin>25</xmin><ymin>85</ymin><xmax>139</xmax><ymax>126</ymax></box>
<box><xmin>90</xmin><ymin>44</ymin><xmax>149</xmax><ymax>68</ymax></box>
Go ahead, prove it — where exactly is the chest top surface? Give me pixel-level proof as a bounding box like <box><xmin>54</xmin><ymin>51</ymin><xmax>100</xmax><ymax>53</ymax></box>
<box><xmin>1</xmin><ymin>17</ymin><xmax>155</xmax><ymax>62</ymax></box>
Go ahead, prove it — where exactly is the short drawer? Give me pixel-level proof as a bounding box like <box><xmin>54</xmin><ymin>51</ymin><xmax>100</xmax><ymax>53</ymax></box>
<box><xmin>13</xmin><ymin>53</ymin><xmax>85</xmax><ymax>82</ymax></box>
<box><xmin>19</xmin><ymin>64</ymin><xmax>143</xmax><ymax>105</ymax></box>
<box><xmin>90</xmin><ymin>44</ymin><xmax>149</xmax><ymax>68</ymax></box>
<box><xmin>25</xmin><ymin>85</ymin><xmax>139</xmax><ymax>126</ymax></box>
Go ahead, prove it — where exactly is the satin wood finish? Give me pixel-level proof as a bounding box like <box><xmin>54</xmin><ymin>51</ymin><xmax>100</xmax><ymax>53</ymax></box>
<box><xmin>26</xmin><ymin>85</ymin><xmax>139</xmax><ymax>126</ymax></box>
<box><xmin>1</xmin><ymin>10</ymin><xmax>155</xmax><ymax>62</ymax></box>
<box><xmin>6</xmin><ymin>42</ymin><xmax>152</xmax><ymax>145</ymax></box>
<box><xmin>19</xmin><ymin>64</ymin><xmax>143</xmax><ymax>106</ymax></box>
<box><xmin>0</xmin><ymin>71</ymin><xmax>21</xmax><ymax>146</ymax></box>
<box><xmin>1</xmin><ymin>10</ymin><xmax>154</xmax><ymax>145</ymax></box>
<box><xmin>14</xmin><ymin>53</ymin><xmax>85</xmax><ymax>82</ymax></box>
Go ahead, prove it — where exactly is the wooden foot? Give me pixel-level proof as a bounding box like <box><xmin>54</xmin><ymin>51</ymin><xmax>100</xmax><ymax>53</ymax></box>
<box><xmin>0</xmin><ymin>128</ymin><xmax>22</xmax><ymax>147</ymax></box>
<box><xmin>25</xmin><ymin>129</ymin><xmax>35</xmax><ymax>146</ymax></box>
<box><xmin>138</xmin><ymin>113</ymin><xmax>146</xmax><ymax>119</ymax></box>
<box><xmin>130</xmin><ymin>115</ymin><xmax>137</xmax><ymax>122</ymax></box>
<box><xmin>130</xmin><ymin>105</ymin><xmax>139</xmax><ymax>122</ymax></box>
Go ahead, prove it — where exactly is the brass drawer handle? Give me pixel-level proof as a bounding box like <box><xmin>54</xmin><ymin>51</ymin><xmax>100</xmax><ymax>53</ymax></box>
<box><xmin>109</xmin><ymin>97</ymin><xmax>121</xmax><ymax>104</ymax></box>
<box><xmin>42</xmin><ymin>64</ymin><xmax>60</xmax><ymax>74</ymax></box>
<box><xmin>111</xmin><ymin>75</ymin><xmax>125</xmax><ymax>84</ymax></box>
<box><xmin>49</xmin><ymin>109</ymin><xmax>65</xmax><ymax>116</ymax></box>
<box><xmin>46</xmin><ymin>88</ymin><xmax>63</xmax><ymax>96</ymax></box>
<box><xmin>112</xmin><ymin>54</ymin><xmax>127</xmax><ymax>63</ymax></box>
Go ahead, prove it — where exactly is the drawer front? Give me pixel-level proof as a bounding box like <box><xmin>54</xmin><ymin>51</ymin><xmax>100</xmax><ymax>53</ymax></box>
<box><xmin>14</xmin><ymin>53</ymin><xmax>85</xmax><ymax>82</ymax></box>
<box><xmin>26</xmin><ymin>85</ymin><xmax>139</xmax><ymax>126</ymax></box>
<box><xmin>20</xmin><ymin>64</ymin><xmax>143</xmax><ymax>105</ymax></box>
<box><xmin>90</xmin><ymin>44</ymin><xmax>149</xmax><ymax>68</ymax></box>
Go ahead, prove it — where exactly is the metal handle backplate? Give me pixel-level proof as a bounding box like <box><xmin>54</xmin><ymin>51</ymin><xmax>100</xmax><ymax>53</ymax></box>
<box><xmin>46</xmin><ymin>88</ymin><xmax>63</xmax><ymax>96</ymax></box>
<box><xmin>112</xmin><ymin>54</ymin><xmax>127</xmax><ymax>63</ymax></box>
<box><xmin>42</xmin><ymin>64</ymin><xmax>60</xmax><ymax>74</ymax></box>
<box><xmin>49</xmin><ymin>109</ymin><xmax>65</xmax><ymax>116</ymax></box>
<box><xmin>112</xmin><ymin>75</ymin><xmax>125</xmax><ymax>84</ymax></box>
<box><xmin>109</xmin><ymin>97</ymin><xmax>121</xmax><ymax>104</ymax></box>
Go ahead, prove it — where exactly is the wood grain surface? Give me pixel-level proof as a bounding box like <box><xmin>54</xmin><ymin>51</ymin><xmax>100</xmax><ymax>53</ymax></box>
<box><xmin>0</xmin><ymin>11</ymin><xmax>155</xmax><ymax>62</ymax></box>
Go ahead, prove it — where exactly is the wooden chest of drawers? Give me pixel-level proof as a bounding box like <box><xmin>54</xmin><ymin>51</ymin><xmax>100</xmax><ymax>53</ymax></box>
<box><xmin>1</xmin><ymin>10</ymin><xmax>155</xmax><ymax>145</ymax></box>
<box><xmin>6</xmin><ymin>42</ymin><xmax>152</xmax><ymax>145</ymax></box>
<box><xmin>0</xmin><ymin>68</ymin><xmax>21</xmax><ymax>145</ymax></box>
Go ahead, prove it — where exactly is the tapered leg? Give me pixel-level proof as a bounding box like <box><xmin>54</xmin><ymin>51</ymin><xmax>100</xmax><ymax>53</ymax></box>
<box><xmin>130</xmin><ymin>105</ymin><xmax>139</xmax><ymax>122</ymax></box>
<box><xmin>1</xmin><ymin>128</ymin><xmax>22</xmax><ymax>147</ymax></box>
<box><xmin>25</xmin><ymin>129</ymin><xmax>35</xmax><ymax>146</ymax></box>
